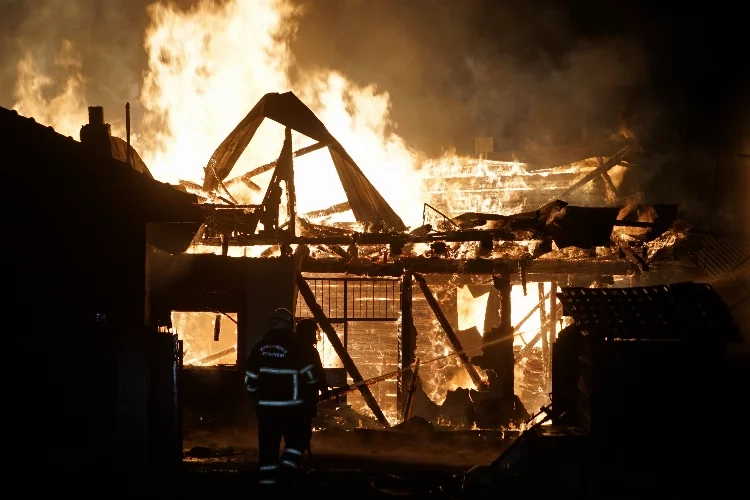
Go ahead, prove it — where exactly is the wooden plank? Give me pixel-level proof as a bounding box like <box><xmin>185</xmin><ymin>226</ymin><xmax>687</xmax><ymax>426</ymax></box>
<box><xmin>513</xmin><ymin>290</ymin><xmax>552</xmax><ymax>332</ymax></box>
<box><xmin>485</xmin><ymin>138</ymin><xmax>639</xmax><ymax>171</ymax></box>
<box><xmin>515</xmin><ymin>308</ymin><xmax>563</xmax><ymax>362</ymax></box>
<box><xmin>295</xmin><ymin>271</ymin><xmax>390</xmax><ymax>426</ymax></box>
<box><xmin>224</xmin><ymin>140</ymin><xmax>330</xmax><ymax>185</ymax></box>
<box><xmin>301</xmin><ymin>257</ymin><xmax>632</xmax><ymax>277</ymax></box>
<box><xmin>538</xmin><ymin>282</ymin><xmax>550</xmax><ymax>391</ymax></box>
<box><xmin>555</xmin><ymin>144</ymin><xmax>634</xmax><ymax>201</ymax></box>
<box><xmin>301</xmin><ymin>202</ymin><xmax>351</xmax><ymax>220</ymax></box>
<box><xmin>413</xmin><ymin>272</ymin><xmax>488</xmax><ymax>390</ymax></box>
<box><xmin>403</xmin><ymin>359</ymin><xmax>420</xmax><ymax>421</ymax></box>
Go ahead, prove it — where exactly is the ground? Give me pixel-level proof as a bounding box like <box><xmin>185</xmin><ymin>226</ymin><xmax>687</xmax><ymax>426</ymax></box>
<box><xmin>170</xmin><ymin>420</ymin><xmax>514</xmax><ymax>498</ymax></box>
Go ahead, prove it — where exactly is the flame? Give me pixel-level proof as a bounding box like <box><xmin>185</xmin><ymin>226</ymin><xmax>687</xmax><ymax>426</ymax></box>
<box><xmin>457</xmin><ymin>285</ymin><xmax>489</xmax><ymax>334</ymax></box>
<box><xmin>10</xmin><ymin>1</ymin><xmax>612</xmax><ymax>425</ymax></box>
<box><xmin>136</xmin><ymin>0</ymin><xmax>424</xmax><ymax>227</ymax></box>
<box><xmin>8</xmin><ymin>0</ymin><xmax>611</xmax><ymax>228</ymax></box>
<box><xmin>172</xmin><ymin>311</ymin><xmax>238</xmax><ymax>365</ymax></box>
<box><xmin>13</xmin><ymin>40</ymin><xmax>89</xmax><ymax>139</ymax></box>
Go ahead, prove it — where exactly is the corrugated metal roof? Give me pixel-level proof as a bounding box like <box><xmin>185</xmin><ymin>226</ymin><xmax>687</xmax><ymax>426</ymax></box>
<box><xmin>557</xmin><ymin>282</ymin><xmax>740</xmax><ymax>340</ymax></box>
<box><xmin>697</xmin><ymin>234</ymin><xmax>750</xmax><ymax>280</ymax></box>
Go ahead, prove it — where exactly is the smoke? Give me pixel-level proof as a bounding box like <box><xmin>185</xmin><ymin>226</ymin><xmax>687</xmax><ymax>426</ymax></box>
<box><xmin>2</xmin><ymin>1</ymin><xmax>649</xmax><ymax>152</ymax></box>
<box><xmin>0</xmin><ymin>0</ymin><xmax>151</xmax><ymax>130</ymax></box>
<box><xmin>289</xmin><ymin>0</ymin><xmax>649</xmax><ymax>155</ymax></box>
<box><xmin>1</xmin><ymin>0</ymin><xmax>747</xmax><ymax>221</ymax></box>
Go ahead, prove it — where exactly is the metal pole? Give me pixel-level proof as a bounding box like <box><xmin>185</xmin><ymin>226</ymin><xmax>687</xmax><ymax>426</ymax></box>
<box><xmin>125</xmin><ymin>102</ymin><xmax>131</xmax><ymax>166</ymax></box>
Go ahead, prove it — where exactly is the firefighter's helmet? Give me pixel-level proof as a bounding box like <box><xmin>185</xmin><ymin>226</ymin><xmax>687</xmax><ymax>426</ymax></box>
<box><xmin>296</xmin><ymin>318</ymin><xmax>319</xmax><ymax>345</ymax></box>
<box><xmin>269</xmin><ymin>307</ymin><xmax>294</xmax><ymax>330</ymax></box>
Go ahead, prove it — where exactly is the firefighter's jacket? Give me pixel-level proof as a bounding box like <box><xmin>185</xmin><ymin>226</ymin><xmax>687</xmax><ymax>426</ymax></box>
<box><xmin>300</xmin><ymin>344</ymin><xmax>328</xmax><ymax>417</ymax></box>
<box><xmin>245</xmin><ymin>328</ymin><xmax>323</xmax><ymax>408</ymax></box>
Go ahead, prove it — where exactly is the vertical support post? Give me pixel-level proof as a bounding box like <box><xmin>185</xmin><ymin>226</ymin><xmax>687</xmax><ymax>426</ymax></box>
<box><xmin>213</xmin><ymin>234</ymin><xmax>229</xmax><ymax>341</ymax></box>
<box><xmin>538</xmin><ymin>282</ymin><xmax>549</xmax><ymax>391</ymax></box>
<box><xmin>176</xmin><ymin>338</ymin><xmax>183</xmax><ymax>456</ymax></box>
<box><xmin>484</xmin><ymin>274</ymin><xmax>514</xmax><ymax>401</ymax></box>
<box><xmin>549</xmin><ymin>282</ymin><xmax>558</xmax><ymax>344</ymax></box>
<box><xmin>403</xmin><ymin>359</ymin><xmax>420</xmax><ymax>421</ymax></box>
<box><xmin>236</xmin><ymin>310</ymin><xmax>248</xmax><ymax>376</ymax></box>
<box><xmin>296</xmin><ymin>272</ymin><xmax>389</xmax><ymax>426</ymax></box>
<box><xmin>284</xmin><ymin>127</ymin><xmax>296</xmax><ymax>238</ymax></box>
<box><xmin>125</xmin><ymin>102</ymin><xmax>131</xmax><ymax>166</ymax></box>
<box><xmin>549</xmin><ymin>282</ymin><xmax>558</xmax><ymax>394</ymax></box>
<box><xmin>343</xmin><ymin>280</ymin><xmax>349</xmax><ymax>349</ymax></box>
<box><xmin>398</xmin><ymin>269</ymin><xmax>416</xmax><ymax>420</ymax></box>
<box><xmin>483</xmin><ymin>286</ymin><xmax>500</xmax><ymax>338</ymax></box>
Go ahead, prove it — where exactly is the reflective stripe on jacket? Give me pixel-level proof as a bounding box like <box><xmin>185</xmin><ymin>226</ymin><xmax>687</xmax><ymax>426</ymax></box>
<box><xmin>246</xmin><ymin>328</ymin><xmax>320</xmax><ymax>407</ymax></box>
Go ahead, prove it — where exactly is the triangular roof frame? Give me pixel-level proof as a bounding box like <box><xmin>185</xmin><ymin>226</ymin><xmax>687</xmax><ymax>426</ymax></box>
<box><xmin>202</xmin><ymin>91</ymin><xmax>406</xmax><ymax>231</ymax></box>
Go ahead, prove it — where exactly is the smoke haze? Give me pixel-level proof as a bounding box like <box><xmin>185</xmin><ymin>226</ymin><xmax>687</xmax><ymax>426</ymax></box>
<box><xmin>1</xmin><ymin>0</ymin><xmax>748</xmax><ymax>230</ymax></box>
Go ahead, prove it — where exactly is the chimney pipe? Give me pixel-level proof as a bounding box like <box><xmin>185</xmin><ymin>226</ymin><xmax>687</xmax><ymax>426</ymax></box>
<box><xmin>88</xmin><ymin>106</ymin><xmax>104</xmax><ymax>126</ymax></box>
<box><xmin>126</xmin><ymin>102</ymin><xmax>131</xmax><ymax>166</ymax></box>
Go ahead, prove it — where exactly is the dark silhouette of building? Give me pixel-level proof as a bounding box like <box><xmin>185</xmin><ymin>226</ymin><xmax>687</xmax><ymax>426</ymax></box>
<box><xmin>3</xmin><ymin>105</ymin><xmax>204</xmax><ymax>483</ymax></box>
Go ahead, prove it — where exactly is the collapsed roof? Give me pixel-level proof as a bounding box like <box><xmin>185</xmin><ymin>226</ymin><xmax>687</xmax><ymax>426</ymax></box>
<box><xmin>202</xmin><ymin>91</ymin><xmax>406</xmax><ymax>231</ymax></box>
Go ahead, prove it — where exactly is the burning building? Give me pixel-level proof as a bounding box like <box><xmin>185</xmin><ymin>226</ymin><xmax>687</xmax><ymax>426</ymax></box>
<box><xmin>134</xmin><ymin>90</ymin><xmax>712</xmax><ymax>432</ymax></box>
<box><xmin>3</xmin><ymin>85</ymin><xmax>738</xmax><ymax>478</ymax></box>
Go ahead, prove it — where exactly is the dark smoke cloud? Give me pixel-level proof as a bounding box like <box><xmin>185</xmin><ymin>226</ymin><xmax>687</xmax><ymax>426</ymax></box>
<box><xmin>289</xmin><ymin>0</ymin><xmax>649</xmax><ymax>155</ymax></box>
<box><xmin>1</xmin><ymin>0</ymin><xmax>748</xmax><ymax>231</ymax></box>
<box><xmin>0</xmin><ymin>0</ymin><xmax>154</xmax><ymax>127</ymax></box>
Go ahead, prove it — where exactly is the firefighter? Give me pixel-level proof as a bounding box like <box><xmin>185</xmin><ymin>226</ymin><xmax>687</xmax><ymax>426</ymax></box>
<box><xmin>245</xmin><ymin>308</ymin><xmax>321</xmax><ymax>489</ymax></box>
<box><xmin>295</xmin><ymin>319</ymin><xmax>330</xmax><ymax>453</ymax></box>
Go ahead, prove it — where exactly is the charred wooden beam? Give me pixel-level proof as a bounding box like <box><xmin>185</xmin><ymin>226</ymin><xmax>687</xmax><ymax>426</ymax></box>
<box><xmin>403</xmin><ymin>359</ymin><xmax>421</xmax><ymax>421</ymax></box>
<box><xmin>302</xmin><ymin>202</ymin><xmax>351</xmax><ymax>220</ymax></box>
<box><xmin>191</xmin><ymin>346</ymin><xmax>237</xmax><ymax>365</ymax></box>
<box><xmin>259</xmin><ymin>246</ymin><xmax>278</xmax><ymax>258</ymax></box>
<box><xmin>214</xmin><ymin>234</ymin><xmax>230</xmax><ymax>340</ymax></box>
<box><xmin>179</xmin><ymin>179</ymin><xmax>203</xmax><ymax>192</ymax></box>
<box><xmin>538</xmin><ymin>282</ymin><xmax>550</xmax><ymax>391</ymax></box>
<box><xmin>320</xmin><ymin>244</ymin><xmax>351</xmax><ymax>261</ymax></box>
<box><xmin>301</xmin><ymin>257</ymin><xmax>632</xmax><ymax>277</ymax></box>
<box><xmin>513</xmin><ymin>290</ymin><xmax>552</xmax><ymax>333</ymax></box>
<box><xmin>515</xmin><ymin>306</ymin><xmax>563</xmax><ymax>362</ymax></box>
<box><xmin>486</xmin><ymin>138</ymin><xmax>639</xmax><ymax>171</ymax></box>
<box><xmin>398</xmin><ymin>270</ymin><xmax>417</xmax><ymax>420</ymax></box>
<box><xmin>225</xmin><ymin>141</ymin><xmax>330</xmax><ymax>185</ymax></box>
<box><xmin>555</xmin><ymin>144</ymin><xmax>634</xmax><ymax>201</ymax></box>
<box><xmin>295</xmin><ymin>271</ymin><xmax>390</xmax><ymax>426</ymax></box>
<box><xmin>618</xmin><ymin>242</ymin><xmax>649</xmax><ymax>271</ymax></box>
<box><xmin>549</xmin><ymin>282</ymin><xmax>558</xmax><ymax>343</ymax></box>
<box><xmin>413</xmin><ymin>272</ymin><xmax>488</xmax><ymax>390</ymax></box>
<box><xmin>613</xmin><ymin>220</ymin><xmax>657</xmax><ymax>228</ymax></box>
<box><xmin>283</xmin><ymin>128</ymin><xmax>297</xmax><ymax>238</ymax></box>
<box><xmin>496</xmin><ymin>275</ymin><xmax>514</xmax><ymax>400</ymax></box>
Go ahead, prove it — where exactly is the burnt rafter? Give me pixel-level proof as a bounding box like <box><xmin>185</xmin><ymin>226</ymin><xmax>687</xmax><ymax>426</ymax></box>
<box><xmin>413</xmin><ymin>272</ymin><xmax>488</xmax><ymax>390</ymax></box>
<box><xmin>295</xmin><ymin>271</ymin><xmax>390</xmax><ymax>426</ymax></box>
<box><xmin>202</xmin><ymin>91</ymin><xmax>406</xmax><ymax>231</ymax></box>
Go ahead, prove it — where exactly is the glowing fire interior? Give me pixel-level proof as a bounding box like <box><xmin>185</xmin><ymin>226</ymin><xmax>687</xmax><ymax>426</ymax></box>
<box><xmin>10</xmin><ymin>0</ymin><xmax>627</xmax><ymax>228</ymax></box>
<box><xmin>9</xmin><ymin>0</ymin><xmax>638</xmax><ymax>426</ymax></box>
<box><xmin>173</xmin><ymin>279</ymin><xmax>568</xmax><ymax>425</ymax></box>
